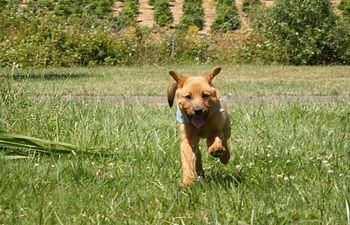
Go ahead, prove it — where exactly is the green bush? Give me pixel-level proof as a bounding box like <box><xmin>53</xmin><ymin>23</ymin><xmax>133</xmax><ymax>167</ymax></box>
<box><xmin>242</xmin><ymin>0</ymin><xmax>261</xmax><ymax>13</ymax></box>
<box><xmin>113</xmin><ymin>0</ymin><xmax>139</xmax><ymax>30</ymax></box>
<box><xmin>338</xmin><ymin>0</ymin><xmax>350</xmax><ymax>21</ymax></box>
<box><xmin>255</xmin><ymin>0</ymin><xmax>350</xmax><ymax>65</ymax></box>
<box><xmin>154</xmin><ymin>0</ymin><xmax>173</xmax><ymax>27</ymax></box>
<box><xmin>0</xmin><ymin>12</ymin><xmax>139</xmax><ymax>67</ymax></box>
<box><xmin>0</xmin><ymin>0</ymin><xmax>21</xmax><ymax>12</ymax></box>
<box><xmin>178</xmin><ymin>0</ymin><xmax>204</xmax><ymax>30</ymax></box>
<box><xmin>22</xmin><ymin>0</ymin><xmax>114</xmax><ymax>19</ymax></box>
<box><xmin>211</xmin><ymin>0</ymin><xmax>241</xmax><ymax>32</ymax></box>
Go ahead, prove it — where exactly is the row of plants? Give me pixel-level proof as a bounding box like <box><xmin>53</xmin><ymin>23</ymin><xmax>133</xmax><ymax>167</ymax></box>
<box><xmin>149</xmin><ymin>0</ymin><xmax>173</xmax><ymax>27</ymax></box>
<box><xmin>339</xmin><ymin>0</ymin><xmax>350</xmax><ymax>21</ymax></box>
<box><xmin>211</xmin><ymin>0</ymin><xmax>241</xmax><ymax>32</ymax></box>
<box><xmin>1</xmin><ymin>0</ymin><xmax>350</xmax><ymax>67</ymax></box>
<box><xmin>178</xmin><ymin>0</ymin><xmax>204</xmax><ymax>30</ymax></box>
<box><xmin>0</xmin><ymin>10</ymin><xmax>217</xmax><ymax>67</ymax></box>
<box><xmin>114</xmin><ymin>0</ymin><xmax>139</xmax><ymax>29</ymax></box>
<box><xmin>18</xmin><ymin>0</ymin><xmax>115</xmax><ymax>19</ymax></box>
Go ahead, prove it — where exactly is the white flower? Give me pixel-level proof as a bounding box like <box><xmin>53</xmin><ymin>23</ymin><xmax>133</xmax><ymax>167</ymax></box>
<box><xmin>322</xmin><ymin>160</ymin><xmax>329</xmax><ymax>164</ymax></box>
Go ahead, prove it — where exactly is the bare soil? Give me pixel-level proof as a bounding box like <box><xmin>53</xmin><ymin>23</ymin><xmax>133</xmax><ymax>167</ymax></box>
<box><xmin>200</xmin><ymin>0</ymin><xmax>217</xmax><ymax>34</ymax></box>
<box><xmin>137</xmin><ymin>0</ymin><xmax>154</xmax><ymax>27</ymax></box>
<box><xmin>169</xmin><ymin>0</ymin><xmax>184</xmax><ymax>28</ymax></box>
<box><xmin>112</xmin><ymin>0</ymin><xmax>123</xmax><ymax>17</ymax></box>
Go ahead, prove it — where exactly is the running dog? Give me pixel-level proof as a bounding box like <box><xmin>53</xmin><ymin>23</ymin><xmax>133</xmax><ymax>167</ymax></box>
<box><xmin>167</xmin><ymin>67</ymin><xmax>231</xmax><ymax>186</ymax></box>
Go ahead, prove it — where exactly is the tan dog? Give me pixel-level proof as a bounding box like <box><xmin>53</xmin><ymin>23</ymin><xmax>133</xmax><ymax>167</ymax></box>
<box><xmin>167</xmin><ymin>67</ymin><xmax>231</xmax><ymax>186</ymax></box>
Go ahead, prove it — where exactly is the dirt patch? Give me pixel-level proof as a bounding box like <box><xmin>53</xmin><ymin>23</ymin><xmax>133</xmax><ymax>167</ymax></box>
<box><xmin>169</xmin><ymin>0</ymin><xmax>184</xmax><ymax>28</ymax></box>
<box><xmin>235</xmin><ymin>0</ymin><xmax>250</xmax><ymax>29</ymax></box>
<box><xmin>137</xmin><ymin>0</ymin><xmax>154</xmax><ymax>27</ymax></box>
<box><xmin>200</xmin><ymin>0</ymin><xmax>217</xmax><ymax>34</ymax></box>
<box><xmin>112</xmin><ymin>0</ymin><xmax>123</xmax><ymax>17</ymax></box>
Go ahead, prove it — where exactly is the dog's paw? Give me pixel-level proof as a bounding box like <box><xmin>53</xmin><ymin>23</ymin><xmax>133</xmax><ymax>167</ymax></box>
<box><xmin>208</xmin><ymin>145</ymin><xmax>225</xmax><ymax>158</ymax></box>
<box><xmin>181</xmin><ymin>178</ymin><xmax>195</xmax><ymax>187</ymax></box>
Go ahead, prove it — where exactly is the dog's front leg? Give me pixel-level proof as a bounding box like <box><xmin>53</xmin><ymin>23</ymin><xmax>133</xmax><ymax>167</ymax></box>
<box><xmin>207</xmin><ymin>132</ymin><xmax>230</xmax><ymax>164</ymax></box>
<box><xmin>180</xmin><ymin>125</ymin><xmax>202</xmax><ymax>187</ymax></box>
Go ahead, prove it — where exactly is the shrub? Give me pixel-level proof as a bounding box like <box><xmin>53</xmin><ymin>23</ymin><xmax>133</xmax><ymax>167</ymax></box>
<box><xmin>154</xmin><ymin>0</ymin><xmax>173</xmax><ymax>27</ymax></box>
<box><xmin>113</xmin><ymin>0</ymin><xmax>139</xmax><ymax>30</ymax></box>
<box><xmin>242</xmin><ymin>0</ymin><xmax>261</xmax><ymax>13</ymax></box>
<box><xmin>211</xmin><ymin>0</ymin><xmax>240</xmax><ymax>32</ymax></box>
<box><xmin>0</xmin><ymin>12</ymin><xmax>140</xmax><ymax>67</ymax></box>
<box><xmin>338</xmin><ymin>0</ymin><xmax>350</xmax><ymax>21</ymax></box>
<box><xmin>255</xmin><ymin>0</ymin><xmax>350</xmax><ymax>65</ymax></box>
<box><xmin>178</xmin><ymin>0</ymin><xmax>204</xmax><ymax>30</ymax></box>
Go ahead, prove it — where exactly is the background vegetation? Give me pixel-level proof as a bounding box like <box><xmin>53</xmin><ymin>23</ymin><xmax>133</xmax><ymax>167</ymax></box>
<box><xmin>211</xmin><ymin>0</ymin><xmax>241</xmax><ymax>32</ymax></box>
<box><xmin>150</xmin><ymin>0</ymin><xmax>173</xmax><ymax>27</ymax></box>
<box><xmin>0</xmin><ymin>0</ymin><xmax>349</xmax><ymax>67</ymax></box>
<box><xmin>178</xmin><ymin>0</ymin><xmax>204</xmax><ymax>30</ymax></box>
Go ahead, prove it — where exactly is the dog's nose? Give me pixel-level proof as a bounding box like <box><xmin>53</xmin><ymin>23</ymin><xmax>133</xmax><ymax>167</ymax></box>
<box><xmin>194</xmin><ymin>108</ymin><xmax>203</xmax><ymax>115</ymax></box>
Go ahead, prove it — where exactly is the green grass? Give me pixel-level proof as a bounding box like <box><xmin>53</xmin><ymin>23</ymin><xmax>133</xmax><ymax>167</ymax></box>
<box><xmin>2</xmin><ymin>65</ymin><xmax>350</xmax><ymax>96</ymax></box>
<box><xmin>0</xmin><ymin>65</ymin><xmax>350</xmax><ymax>224</ymax></box>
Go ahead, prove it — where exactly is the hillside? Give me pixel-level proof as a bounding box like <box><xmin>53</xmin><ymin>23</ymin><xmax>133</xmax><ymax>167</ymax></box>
<box><xmin>15</xmin><ymin>0</ymin><xmax>342</xmax><ymax>33</ymax></box>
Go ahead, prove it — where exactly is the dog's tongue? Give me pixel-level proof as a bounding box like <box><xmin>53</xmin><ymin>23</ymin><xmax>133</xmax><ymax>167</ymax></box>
<box><xmin>191</xmin><ymin>117</ymin><xmax>205</xmax><ymax>128</ymax></box>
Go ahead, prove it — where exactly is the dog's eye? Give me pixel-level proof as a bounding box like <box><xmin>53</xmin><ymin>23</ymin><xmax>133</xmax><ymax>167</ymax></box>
<box><xmin>185</xmin><ymin>94</ymin><xmax>192</xmax><ymax>100</ymax></box>
<box><xmin>202</xmin><ymin>93</ymin><xmax>210</xmax><ymax>99</ymax></box>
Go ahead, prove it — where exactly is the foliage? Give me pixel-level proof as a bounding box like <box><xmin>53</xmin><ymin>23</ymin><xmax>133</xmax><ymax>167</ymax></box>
<box><xmin>0</xmin><ymin>12</ymin><xmax>141</xmax><ymax>67</ymax></box>
<box><xmin>178</xmin><ymin>0</ymin><xmax>204</xmax><ymax>30</ymax></box>
<box><xmin>113</xmin><ymin>0</ymin><xmax>139</xmax><ymax>29</ymax></box>
<box><xmin>1</xmin><ymin>0</ymin><xmax>350</xmax><ymax>66</ymax></box>
<box><xmin>22</xmin><ymin>0</ymin><xmax>114</xmax><ymax>19</ymax></box>
<box><xmin>255</xmin><ymin>0</ymin><xmax>350</xmax><ymax>65</ymax></box>
<box><xmin>211</xmin><ymin>0</ymin><xmax>241</xmax><ymax>32</ymax></box>
<box><xmin>242</xmin><ymin>0</ymin><xmax>261</xmax><ymax>13</ymax></box>
<box><xmin>154</xmin><ymin>0</ymin><xmax>173</xmax><ymax>27</ymax></box>
<box><xmin>338</xmin><ymin>0</ymin><xmax>350</xmax><ymax>21</ymax></box>
<box><xmin>0</xmin><ymin>0</ymin><xmax>21</xmax><ymax>12</ymax></box>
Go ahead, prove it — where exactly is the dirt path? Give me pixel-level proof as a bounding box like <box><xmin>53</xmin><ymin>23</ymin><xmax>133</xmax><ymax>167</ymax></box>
<box><xmin>169</xmin><ymin>0</ymin><xmax>184</xmax><ymax>28</ymax></box>
<box><xmin>235</xmin><ymin>0</ymin><xmax>250</xmax><ymax>29</ymax></box>
<box><xmin>200</xmin><ymin>0</ymin><xmax>217</xmax><ymax>34</ymax></box>
<box><xmin>112</xmin><ymin>0</ymin><xmax>123</xmax><ymax>17</ymax></box>
<box><xmin>137</xmin><ymin>0</ymin><xmax>154</xmax><ymax>27</ymax></box>
<box><xmin>18</xmin><ymin>0</ymin><xmax>30</xmax><ymax>8</ymax></box>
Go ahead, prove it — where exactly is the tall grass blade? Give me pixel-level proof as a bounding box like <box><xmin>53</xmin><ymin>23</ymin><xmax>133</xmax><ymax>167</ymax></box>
<box><xmin>0</xmin><ymin>130</ymin><xmax>110</xmax><ymax>157</ymax></box>
<box><xmin>346</xmin><ymin>196</ymin><xmax>350</xmax><ymax>225</ymax></box>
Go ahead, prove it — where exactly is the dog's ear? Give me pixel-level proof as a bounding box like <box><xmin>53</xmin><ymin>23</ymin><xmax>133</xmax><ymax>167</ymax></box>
<box><xmin>167</xmin><ymin>82</ymin><xmax>177</xmax><ymax>107</ymax></box>
<box><xmin>203</xmin><ymin>67</ymin><xmax>221</xmax><ymax>84</ymax></box>
<box><xmin>169</xmin><ymin>70</ymin><xmax>187</xmax><ymax>85</ymax></box>
<box><xmin>167</xmin><ymin>70</ymin><xmax>187</xmax><ymax>108</ymax></box>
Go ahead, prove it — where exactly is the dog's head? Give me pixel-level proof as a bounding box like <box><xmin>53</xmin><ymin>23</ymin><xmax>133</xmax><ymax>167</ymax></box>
<box><xmin>167</xmin><ymin>67</ymin><xmax>222</xmax><ymax>129</ymax></box>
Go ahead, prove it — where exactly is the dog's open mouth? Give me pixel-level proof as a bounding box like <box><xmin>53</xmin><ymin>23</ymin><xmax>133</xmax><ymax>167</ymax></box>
<box><xmin>190</xmin><ymin>115</ymin><xmax>205</xmax><ymax>128</ymax></box>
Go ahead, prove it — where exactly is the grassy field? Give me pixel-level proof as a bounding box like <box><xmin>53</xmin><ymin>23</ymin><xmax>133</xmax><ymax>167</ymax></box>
<box><xmin>0</xmin><ymin>65</ymin><xmax>349</xmax><ymax>224</ymax></box>
<box><xmin>2</xmin><ymin>65</ymin><xmax>350</xmax><ymax>97</ymax></box>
